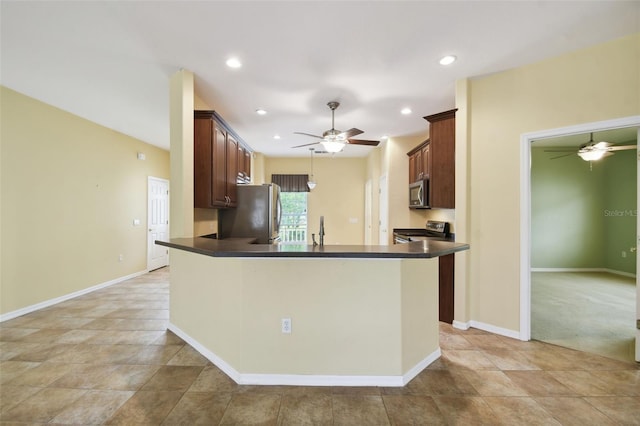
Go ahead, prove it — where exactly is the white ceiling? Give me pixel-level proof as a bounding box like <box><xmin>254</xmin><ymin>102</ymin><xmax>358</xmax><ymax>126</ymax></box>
<box><xmin>2</xmin><ymin>1</ymin><xmax>638</xmax><ymax>157</ymax></box>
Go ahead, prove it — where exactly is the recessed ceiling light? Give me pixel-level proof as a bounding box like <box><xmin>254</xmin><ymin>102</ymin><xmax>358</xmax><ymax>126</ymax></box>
<box><xmin>381</xmin><ymin>135</ymin><xmax>389</xmax><ymax>140</ymax></box>
<box><xmin>226</xmin><ymin>57</ymin><xmax>242</xmax><ymax>68</ymax></box>
<box><xmin>401</xmin><ymin>108</ymin><xmax>412</xmax><ymax>115</ymax></box>
<box><xmin>439</xmin><ymin>55</ymin><xmax>457</xmax><ymax>66</ymax></box>
<box><xmin>273</xmin><ymin>134</ymin><xmax>281</xmax><ymax>140</ymax></box>
<box><xmin>256</xmin><ymin>108</ymin><xmax>267</xmax><ymax>115</ymax></box>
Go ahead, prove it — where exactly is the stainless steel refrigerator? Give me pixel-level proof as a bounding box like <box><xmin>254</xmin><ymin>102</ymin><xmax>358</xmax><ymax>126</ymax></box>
<box><xmin>218</xmin><ymin>184</ymin><xmax>281</xmax><ymax>244</ymax></box>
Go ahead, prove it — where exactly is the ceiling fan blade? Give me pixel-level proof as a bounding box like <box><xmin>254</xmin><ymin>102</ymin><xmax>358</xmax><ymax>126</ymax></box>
<box><xmin>543</xmin><ymin>148</ymin><xmax>576</xmax><ymax>152</ymax></box>
<box><xmin>291</xmin><ymin>141</ymin><xmax>320</xmax><ymax>148</ymax></box>
<box><xmin>347</xmin><ymin>139</ymin><xmax>380</xmax><ymax>146</ymax></box>
<box><xmin>549</xmin><ymin>152</ymin><xmax>576</xmax><ymax>160</ymax></box>
<box><xmin>607</xmin><ymin>144</ymin><xmax>637</xmax><ymax>151</ymax></box>
<box><xmin>340</xmin><ymin>128</ymin><xmax>364</xmax><ymax>139</ymax></box>
<box><xmin>293</xmin><ymin>132</ymin><xmax>323</xmax><ymax>139</ymax></box>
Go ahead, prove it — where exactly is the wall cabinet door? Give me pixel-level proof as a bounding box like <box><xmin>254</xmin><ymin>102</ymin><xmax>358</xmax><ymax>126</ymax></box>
<box><xmin>225</xmin><ymin>134</ymin><xmax>238</xmax><ymax>206</ymax></box>
<box><xmin>409</xmin><ymin>152</ymin><xmax>418</xmax><ymax>182</ymax></box>
<box><xmin>194</xmin><ymin>117</ymin><xmax>213</xmax><ymax>208</ymax></box>
<box><xmin>421</xmin><ymin>143</ymin><xmax>430</xmax><ymax>179</ymax></box>
<box><xmin>237</xmin><ymin>145</ymin><xmax>252</xmax><ymax>184</ymax></box>
<box><xmin>408</xmin><ymin>141</ymin><xmax>428</xmax><ymax>183</ymax></box>
<box><xmin>211</xmin><ymin>124</ymin><xmax>229</xmax><ymax>207</ymax></box>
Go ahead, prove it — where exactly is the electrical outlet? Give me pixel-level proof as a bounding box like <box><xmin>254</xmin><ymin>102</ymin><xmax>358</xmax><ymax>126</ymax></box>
<box><xmin>622</xmin><ymin>251</ymin><xmax>627</xmax><ymax>258</ymax></box>
<box><xmin>281</xmin><ymin>318</ymin><xmax>292</xmax><ymax>334</ymax></box>
<box><xmin>118</xmin><ymin>254</ymin><xmax>124</xmax><ymax>262</ymax></box>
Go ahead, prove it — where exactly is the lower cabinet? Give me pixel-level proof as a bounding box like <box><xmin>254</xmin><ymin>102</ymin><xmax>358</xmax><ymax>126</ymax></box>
<box><xmin>439</xmin><ymin>254</ymin><xmax>455</xmax><ymax>324</ymax></box>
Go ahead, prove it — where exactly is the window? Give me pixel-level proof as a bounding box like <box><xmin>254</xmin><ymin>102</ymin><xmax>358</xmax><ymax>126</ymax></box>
<box><xmin>280</xmin><ymin>192</ymin><xmax>308</xmax><ymax>244</ymax></box>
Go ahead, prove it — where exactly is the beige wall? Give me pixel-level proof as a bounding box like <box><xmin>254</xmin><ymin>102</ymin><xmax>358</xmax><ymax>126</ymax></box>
<box><xmin>463</xmin><ymin>33</ymin><xmax>640</xmax><ymax>331</ymax></box>
<box><xmin>1</xmin><ymin>86</ymin><xmax>170</xmax><ymax>315</ymax></box>
<box><xmin>264</xmin><ymin>156</ymin><xmax>367</xmax><ymax>245</ymax></box>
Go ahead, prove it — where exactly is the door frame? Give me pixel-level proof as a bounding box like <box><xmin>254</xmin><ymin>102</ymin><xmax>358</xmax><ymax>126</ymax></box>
<box><xmin>519</xmin><ymin>115</ymin><xmax>640</xmax><ymax>341</ymax></box>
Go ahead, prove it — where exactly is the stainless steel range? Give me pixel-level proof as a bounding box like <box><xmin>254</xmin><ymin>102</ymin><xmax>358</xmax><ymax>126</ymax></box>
<box><xmin>393</xmin><ymin>220</ymin><xmax>452</xmax><ymax>244</ymax></box>
<box><xmin>393</xmin><ymin>219</ymin><xmax>455</xmax><ymax>324</ymax></box>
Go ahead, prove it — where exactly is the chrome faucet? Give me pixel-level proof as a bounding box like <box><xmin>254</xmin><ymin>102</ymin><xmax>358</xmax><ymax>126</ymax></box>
<box><xmin>319</xmin><ymin>216</ymin><xmax>325</xmax><ymax>246</ymax></box>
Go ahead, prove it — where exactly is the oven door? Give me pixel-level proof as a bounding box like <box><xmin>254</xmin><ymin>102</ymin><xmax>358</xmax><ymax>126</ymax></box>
<box><xmin>393</xmin><ymin>234</ymin><xmax>412</xmax><ymax>244</ymax></box>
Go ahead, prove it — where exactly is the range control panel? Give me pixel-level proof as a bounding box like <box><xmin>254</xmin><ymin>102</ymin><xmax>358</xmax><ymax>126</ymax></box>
<box><xmin>426</xmin><ymin>220</ymin><xmax>449</xmax><ymax>235</ymax></box>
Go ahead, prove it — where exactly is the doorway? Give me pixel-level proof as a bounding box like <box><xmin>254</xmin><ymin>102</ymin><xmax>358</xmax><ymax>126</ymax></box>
<box><xmin>379</xmin><ymin>175</ymin><xmax>388</xmax><ymax>245</ymax></box>
<box><xmin>148</xmin><ymin>176</ymin><xmax>169</xmax><ymax>271</ymax></box>
<box><xmin>520</xmin><ymin>116</ymin><xmax>640</xmax><ymax>362</ymax></box>
<box><xmin>279</xmin><ymin>192</ymin><xmax>308</xmax><ymax>245</ymax></box>
<box><xmin>364</xmin><ymin>179</ymin><xmax>372</xmax><ymax>245</ymax></box>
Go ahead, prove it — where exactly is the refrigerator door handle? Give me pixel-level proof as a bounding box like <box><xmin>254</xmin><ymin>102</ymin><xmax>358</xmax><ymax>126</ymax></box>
<box><xmin>276</xmin><ymin>193</ymin><xmax>282</xmax><ymax>232</ymax></box>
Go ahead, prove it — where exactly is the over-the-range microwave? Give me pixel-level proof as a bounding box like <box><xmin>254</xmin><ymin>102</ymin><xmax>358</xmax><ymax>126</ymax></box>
<box><xmin>409</xmin><ymin>178</ymin><xmax>430</xmax><ymax>209</ymax></box>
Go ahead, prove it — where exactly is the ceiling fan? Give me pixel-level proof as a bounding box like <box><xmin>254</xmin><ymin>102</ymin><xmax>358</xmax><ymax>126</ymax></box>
<box><xmin>292</xmin><ymin>101</ymin><xmax>380</xmax><ymax>153</ymax></box>
<box><xmin>544</xmin><ymin>133</ymin><xmax>637</xmax><ymax>161</ymax></box>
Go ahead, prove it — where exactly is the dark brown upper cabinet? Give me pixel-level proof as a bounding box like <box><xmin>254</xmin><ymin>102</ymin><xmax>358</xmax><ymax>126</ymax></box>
<box><xmin>194</xmin><ymin>110</ymin><xmax>251</xmax><ymax>209</ymax></box>
<box><xmin>407</xmin><ymin>108</ymin><xmax>457</xmax><ymax>209</ymax></box>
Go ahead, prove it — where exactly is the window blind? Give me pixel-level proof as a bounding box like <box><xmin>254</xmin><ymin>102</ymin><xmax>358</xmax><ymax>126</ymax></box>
<box><xmin>271</xmin><ymin>174</ymin><xmax>310</xmax><ymax>192</ymax></box>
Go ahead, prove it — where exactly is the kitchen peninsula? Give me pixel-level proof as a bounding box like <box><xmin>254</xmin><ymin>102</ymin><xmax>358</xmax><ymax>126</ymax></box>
<box><xmin>157</xmin><ymin>237</ymin><xmax>469</xmax><ymax>387</ymax></box>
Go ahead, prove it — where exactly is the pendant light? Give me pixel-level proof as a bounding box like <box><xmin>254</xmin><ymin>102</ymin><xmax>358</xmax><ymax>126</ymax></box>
<box><xmin>307</xmin><ymin>148</ymin><xmax>317</xmax><ymax>190</ymax></box>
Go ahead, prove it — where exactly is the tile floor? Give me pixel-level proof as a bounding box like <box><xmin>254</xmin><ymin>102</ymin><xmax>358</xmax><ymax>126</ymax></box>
<box><xmin>0</xmin><ymin>267</ymin><xmax>638</xmax><ymax>425</ymax></box>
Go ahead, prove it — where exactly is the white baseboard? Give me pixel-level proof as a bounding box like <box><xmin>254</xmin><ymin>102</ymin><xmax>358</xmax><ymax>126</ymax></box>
<box><xmin>451</xmin><ymin>319</ymin><xmax>521</xmax><ymax>340</ymax></box>
<box><xmin>167</xmin><ymin>322</ymin><xmax>242</xmax><ymax>384</ymax></box>
<box><xmin>469</xmin><ymin>320</ymin><xmax>521</xmax><ymax>340</ymax></box>
<box><xmin>168</xmin><ymin>322</ymin><xmax>440</xmax><ymax>387</ymax></box>
<box><xmin>452</xmin><ymin>320</ymin><xmax>470</xmax><ymax>330</ymax></box>
<box><xmin>402</xmin><ymin>348</ymin><xmax>441</xmax><ymax>385</ymax></box>
<box><xmin>0</xmin><ymin>270</ymin><xmax>148</xmax><ymax>322</ymax></box>
<box><xmin>531</xmin><ymin>267</ymin><xmax>636</xmax><ymax>278</ymax></box>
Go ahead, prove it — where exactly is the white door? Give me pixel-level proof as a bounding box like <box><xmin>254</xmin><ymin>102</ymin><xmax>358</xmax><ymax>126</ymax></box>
<box><xmin>379</xmin><ymin>175</ymin><xmax>389</xmax><ymax>245</ymax></box>
<box><xmin>364</xmin><ymin>179</ymin><xmax>372</xmax><ymax>245</ymax></box>
<box><xmin>148</xmin><ymin>177</ymin><xmax>169</xmax><ymax>271</ymax></box>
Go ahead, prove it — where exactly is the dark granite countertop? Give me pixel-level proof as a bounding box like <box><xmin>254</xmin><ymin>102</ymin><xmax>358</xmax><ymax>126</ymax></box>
<box><xmin>156</xmin><ymin>237</ymin><xmax>469</xmax><ymax>259</ymax></box>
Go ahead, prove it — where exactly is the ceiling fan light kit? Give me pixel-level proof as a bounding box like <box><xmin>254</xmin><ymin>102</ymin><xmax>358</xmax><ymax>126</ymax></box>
<box><xmin>292</xmin><ymin>101</ymin><xmax>380</xmax><ymax>152</ymax></box>
<box><xmin>544</xmin><ymin>132</ymin><xmax>637</xmax><ymax>163</ymax></box>
<box><xmin>321</xmin><ymin>140</ymin><xmax>346</xmax><ymax>153</ymax></box>
<box><xmin>578</xmin><ymin>149</ymin><xmax>606</xmax><ymax>162</ymax></box>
